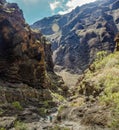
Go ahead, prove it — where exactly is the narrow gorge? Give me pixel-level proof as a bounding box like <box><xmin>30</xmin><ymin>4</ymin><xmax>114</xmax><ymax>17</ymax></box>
<box><xmin>0</xmin><ymin>0</ymin><xmax>119</xmax><ymax>130</ymax></box>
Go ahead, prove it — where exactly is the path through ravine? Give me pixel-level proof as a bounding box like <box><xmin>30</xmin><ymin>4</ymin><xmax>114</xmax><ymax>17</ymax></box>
<box><xmin>24</xmin><ymin>109</ymin><xmax>111</xmax><ymax>130</ymax></box>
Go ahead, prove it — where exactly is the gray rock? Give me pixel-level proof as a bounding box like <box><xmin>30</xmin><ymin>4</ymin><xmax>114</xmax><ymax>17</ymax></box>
<box><xmin>0</xmin><ymin>117</ymin><xmax>16</xmax><ymax>129</ymax></box>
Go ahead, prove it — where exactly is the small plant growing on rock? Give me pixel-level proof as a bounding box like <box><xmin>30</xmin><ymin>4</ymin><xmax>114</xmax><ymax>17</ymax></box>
<box><xmin>38</xmin><ymin>107</ymin><xmax>47</xmax><ymax>117</ymax></box>
<box><xmin>0</xmin><ymin>128</ymin><xmax>6</xmax><ymax>130</ymax></box>
<box><xmin>43</xmin><ymin>100</ymin><xmax>50</xmax><ymax>108</ymax></box>
<box><xmin>12</xmin><ymin>101</ymin><xmax>23</xmax><ymax>110</ymax></box>
<box><xmin>0</xmin><ymin>109</ymin><xmax>4</xmax><ymax>115</ymax></box>
<box><xmin>58</xmin><ymin>105</ymin><xmax>66</xmax><ymax>113</ymax></box>
<box><xmin>15</xmin><ymin>121</ymin><xmax>28</xmax><ymax>130</ymax></box>
<box><xmin>51</xmin><ymin>92</ymin><xmax>66</xmax><ymax>102</ymax></box>
<box><xmin>14</xmin><ymin>121</ymin><xmax>27</xmax><ymax>130</ymax></box>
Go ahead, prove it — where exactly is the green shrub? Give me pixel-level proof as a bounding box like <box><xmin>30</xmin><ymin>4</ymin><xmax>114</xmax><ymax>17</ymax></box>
<box><xmin>51</xmin><ymin>92</ymin><xmax>66</xmax><ymax>102</ymax></box>
<box><xmin>43</xmin><ymin>100</ymin><xmax>51</xmax><ymax>108</ymax></box>
<box><xmin>94</xmin><ymin>51</ymin><xmax>119</xmax><ymax>70</ymax></box>
<box><xmin>95</xmin><ymin>51</ymin><xmax>108</xmax><ymax>61</ymax></box>
<box><xmin>93</xmin><ymin>52</ymin><xmax>119</xmax><ymax>128</ymax></box>
<box><xmin>58</xmin><ymin>105</ymin><xmax>66</xmax><ymax>113</ymax></box>
<box><xmin>38</xmin><ymin>108</ymin><xmax>47</xmax><ymax>117</ymax></box>
<box><xmin>0</xmin><ymin>109</ymin><xmax>4</xmax><ymax>115</ymax></box>
<box><xmin>12</xmin><ymin>101</ymin><xmax>23</xmax><ymax>110</ymax></box>
<box><xmin>0</xmin><ymin>128</ymin><xmax>6</xmax><ymax>130</ymax></box>
<box><xmin>14</xmin><ymin>121</ymin><xmax>27</xmax><ymax>130</ymax></box>
<box><xmin>77</xmin><ymin>51</ymin><xmax>119</xmax><ymax>128</ymax></box>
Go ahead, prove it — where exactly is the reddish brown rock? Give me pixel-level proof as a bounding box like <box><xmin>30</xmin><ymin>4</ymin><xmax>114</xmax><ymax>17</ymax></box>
<box><xmin>0</xmin><ymin>1</ymin><xmax>49</xmax><ymax>89</ymax></box>
<box><xmin>0</xmin><ymin>1</ymin><xmax>67</xmax><ymax>108</ymax></box>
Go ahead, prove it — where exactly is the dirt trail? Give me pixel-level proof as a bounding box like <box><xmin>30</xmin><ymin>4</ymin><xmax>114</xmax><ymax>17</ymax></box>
<box><xmin>31</xmin><ymin>109</ymin><xmax>110</xmax><ymax>130</ymax></box>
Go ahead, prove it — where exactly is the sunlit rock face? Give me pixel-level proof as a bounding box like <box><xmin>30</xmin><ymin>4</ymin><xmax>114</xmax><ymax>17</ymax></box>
<box><xmin>32</xmin><ymin>0</ymin><xmax>119</xmax><ymax>73</ymax></box>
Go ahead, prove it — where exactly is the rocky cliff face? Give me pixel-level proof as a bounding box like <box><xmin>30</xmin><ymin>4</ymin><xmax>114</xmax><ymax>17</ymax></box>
<box><xmin>0</xmin><ymin>0</ymin><xmax>67</xmax><ymax>115</ymax></box>
<box><xmin>32</xmin><ymin>0</ymin><xmax>119</xmax><ymax>73</ymax></box>
<box><xmin>0</xmin><ymin>1</ymin><xmax>47</xmax><ymax>88</ymax></box>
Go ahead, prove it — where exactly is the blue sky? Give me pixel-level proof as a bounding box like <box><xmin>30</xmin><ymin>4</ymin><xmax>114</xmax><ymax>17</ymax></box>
<box><xmin>6</xmin><ymin>0</ymin><xmax>96</xmax><ymax>24</ymax></box>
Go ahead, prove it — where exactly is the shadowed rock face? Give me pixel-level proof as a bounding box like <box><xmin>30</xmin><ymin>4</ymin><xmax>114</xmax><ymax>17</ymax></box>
<box><xmin>0</xmin><ymin>3</ymin><xmax>48</xmax><ymax>88</ymax></box>
<box><xmin>0</xmin><ymin>1</ymin><xmax>67</xmax><ymax>106</ymax></box>
<box><xmin>32</xmin><ymin>0</ymin><xmax>119</xmax><ymax>73</ymax></box>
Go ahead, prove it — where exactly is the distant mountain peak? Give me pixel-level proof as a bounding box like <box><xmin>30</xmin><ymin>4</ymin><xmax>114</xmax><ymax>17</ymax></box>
<box><xmin>0</xmin><ymin>0</ymin><xmax>6</xmax><ymax>4</ymax></box>
<box><xmin>32</xmin><ymin>0</ymin><xmax>119</xmax><ymax>73</ymax></box>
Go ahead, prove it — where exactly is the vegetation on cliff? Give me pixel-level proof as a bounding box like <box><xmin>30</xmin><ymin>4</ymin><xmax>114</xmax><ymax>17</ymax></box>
<box><xmin>75</xmin><ymin>50</ymin><xmax>119</xmax><ymax>129</ymax></box>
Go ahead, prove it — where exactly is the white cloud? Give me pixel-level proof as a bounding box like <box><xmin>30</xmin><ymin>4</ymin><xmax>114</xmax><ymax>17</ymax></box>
<box><xmin>58</xmin><ymin>9</ymin><xmax>71</xmax><ymax>15</ymax></box>
<box><xmin>49</xmin><ymin>1</ymin><xmax>61</xmax><ymax>11</ymax></box>
<box><xmin>59</xmin><ymin>0</ymin><xmax>96</xmax><ymax>15</ymax></box>
<box><xmin>67</xmin><ymin>0</ymin><xmax>96</xmax><ymax>9</ymax></box>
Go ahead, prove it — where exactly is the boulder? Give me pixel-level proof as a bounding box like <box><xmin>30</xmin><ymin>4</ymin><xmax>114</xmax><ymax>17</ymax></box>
<box><xmin>0</xmin><ymin>117</ymin><xmax>16</xmax><ymax>129</ymax></box>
